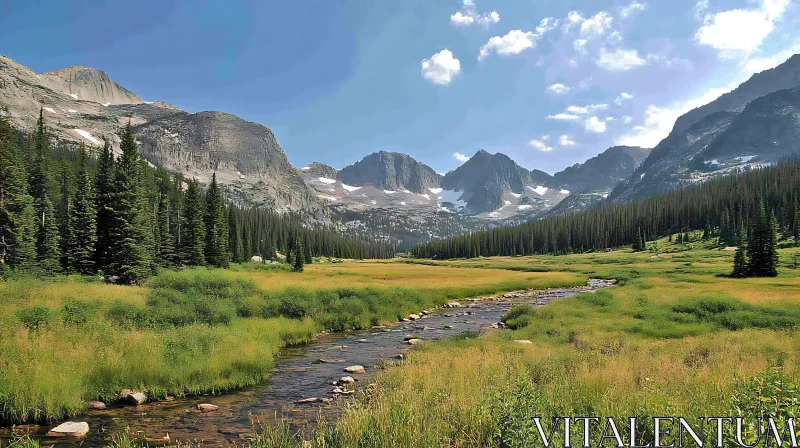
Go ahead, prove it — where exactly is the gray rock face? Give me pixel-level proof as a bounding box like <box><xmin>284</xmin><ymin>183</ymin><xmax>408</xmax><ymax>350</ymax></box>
<box><xmin>442</xmin><ymin>150</ymin><xmax>559</xmax><ymax>214</ymax></box>
<box><xmin>338</xmin><ymin>151</ymin><xmax>442</xmax><ymax>194</ymax></box>
<box><xmin>673</xmin><ymin>54</ymin><xmax>800</xmax><ymax>134</ymax></box>
<box><xmin>553</xmin><ymin>146</ymin><xmax>650</xmax><ymax>193</ymax></box>
<box><xmin>134</xmin><ymin>111</ymin><xmax>326</xmax><ymax>214</ymax></box>
<box><xmin>39</xmin><ymin>66</ymin><xmax>144</xmax><ymax>105</ymax></box>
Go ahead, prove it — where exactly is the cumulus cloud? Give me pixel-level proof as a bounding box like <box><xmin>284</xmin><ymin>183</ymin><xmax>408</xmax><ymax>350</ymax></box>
<box><xmin>529</xmin><ymin>136</ymin><xmax>554</xmax><ymax>152</ymax></box>
<box><xmin>566</xmin><ymin>104</ymin><xmax>608</xmax><ymax>114</ymax></box>
<box><xmin>695</xmin><ymin>0</ymin><xmax>789</xmax><ymax>58</ymax></box>
<box><xmin>450</xmin><ymin>0</ymin><xmax>499</xmax><ymax>28</ymax></box>
<box><xmin>559</xmin><ymin>135</ymin><xmax>577</xmax><ymax>146</ymax></box>
<box><xmin>596</xmin><ymin>48</ymin><xmax>648</xmax><ymax>70</ymax></box>
<box><xmin>615</xmin><ymin>92</ymin><xmax>635</xmax><ymax>105</ymax></box>
<box><xmin>547</xmin><ymin>113</ymin><xmax>582</xmax><ymax>121</ymax></box>
<box><xmin>453</xmin><ymin>152</ymin><xmax>471</xmax><ymax>163</ymax></box>
<box><xmin>585</xmin><ymin>116</ymin><xmax>608</xmax><ymax>133</ymax></box>
<box><xmin>620</xmin><ymin>1</ymin><xmax>647</xmax><ymax>18</ymax></box>
<box><xmin>580</xmin><ymin>12</ymin><xmax>613</xmax><ymax>38</ymax></box>
<box><xmin>546</xmin><ymin>83</ymin><xmax>571</xmax><ymax>94</ymax></box>
<box><xmin>422</xmin><ymin>49</ymin><xmax>461</xmax><ymax>85</ymax></box>
<box><xmin>479</xmin><ymin>30</ymin><xmax>541</xmax><ymax>59</ymax></box>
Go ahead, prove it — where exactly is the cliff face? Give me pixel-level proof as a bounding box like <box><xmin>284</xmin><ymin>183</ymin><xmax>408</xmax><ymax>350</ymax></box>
<box><xmin>338</xmin><ymin>151</ymin><xmax>442</xmax><ymax>194</ymax></box>
<box><xmin>39</xmin><ymin>66</ymin><xmax>144</xmax><ymax>105</ymax></box>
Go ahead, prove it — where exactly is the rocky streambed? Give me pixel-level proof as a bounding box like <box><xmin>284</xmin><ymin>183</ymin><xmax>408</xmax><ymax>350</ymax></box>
<box><xmin>3</xmin><ymin>279</ymin><xmax>615</xmax><ymax>447</ymax></box>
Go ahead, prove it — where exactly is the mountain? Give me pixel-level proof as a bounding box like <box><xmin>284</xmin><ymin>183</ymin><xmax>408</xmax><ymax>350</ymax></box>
<box><xmin>338</xmin><ymin>151</ymin><xmax>442</xmax><ymax>194</ymax></box>
<box><xmin>39</xmin><ymin>66</ymin><xmax>144</xmax><ymax>105</ymax></box>
<box><xmin>0</xmin><ymin>55</ymin><xmax>325</xmax><ymax>216</ymax></box>
<box><xmin>611</xmin><ymin>54</ymin><xmax>800</xmax><ymax>203</ymax></box>
<box><xmin>440</xmin><ymin>150</ymin><xmax>567</xmax><ymax>216</ymax></box>
<box><xmin>554</xmin><ymin>146</ymin><xmax>650</xmax><ymax>193</ymax></box>
<box><xmin>134</xmin><ymin>111</ymin><xmax>326</xmax><ymax>214</ymax></box>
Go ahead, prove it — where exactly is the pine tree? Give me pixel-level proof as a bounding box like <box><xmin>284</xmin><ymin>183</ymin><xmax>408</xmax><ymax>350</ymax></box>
<box><xmin>0</xmin><ymin>114</ymin><xmax>36</xmax><ymax>272</ymax></box>
<box><xmin>29</xmin><ymin>109</ymin><xmax>61</xmax><ymax>275</ymax></box>
<box><xmin>747</xmin><ymin>203</ymin><xmax>779</xmax><ymax>278</ymax></box>
<box><xmin>303</xmin><ymin>234</ymin><xmax>313</xmax><ymax>264</ymax></box>
<box><xmin>793</xmin><ymin>199</ymin><xmax>800</xmax><ymax>245</ymax></box>
<box><xmin>633</xmin><ymin>227</ymin><xmax>643</xmax><ymax>251</ymax></box>
<box><xmin>109</xmin><ymin>122</ymin><xmax>152</xmax><ymax>284</ymax></box>
<box><xmin>94</xmin><ymin>138</ymin><xmax>115</xmax><ymax>272</ymax></box>
<box><xmin>227</xmin><ymin>207</ymin><xmax>243</xmax><ymax>264</ymax></box>
<box><xmin>156</xmin><ymin>190</ymin><xmax>176</xmax><ymax>266</ymax></box>
<box><xmin>203</xmin><ymin>173</ymin><xmax>228</xmax><ymax>267</ymax></box>
<box><xmin>732</xmin><ymin>245</ymin><xmax>749</xmax><ymax>278</ymax></box>
<box><xmin>67</xmin><ymin>144</ymin><xmax>97</xmax><ymax>274</ymax></box>
<box><xmin>57</xmin><ymin>162</ymin><xmax>73</xmax><ymax>272</ymax></box>
<box><xmin>180</xmin><ymin>179</ymin><xmax>205</xmax><ymax>266</ymax></box>
<box><xmin>292</xmin><ymin>236</ymin><xmax>304</xmax><ymax>272</ymax></box>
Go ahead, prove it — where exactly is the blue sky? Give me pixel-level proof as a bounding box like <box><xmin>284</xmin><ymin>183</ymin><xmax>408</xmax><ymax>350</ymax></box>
<box><xmin>1</xmin><ymin>0</ymin><xmax>798</xmax><ymax>174</ymax></box>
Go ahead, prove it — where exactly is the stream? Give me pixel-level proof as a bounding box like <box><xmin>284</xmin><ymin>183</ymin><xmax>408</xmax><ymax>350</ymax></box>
<box><xmin>3</xmin><ymin>279</ymin><xmax>614</xmax><ymax>447</ymax></box>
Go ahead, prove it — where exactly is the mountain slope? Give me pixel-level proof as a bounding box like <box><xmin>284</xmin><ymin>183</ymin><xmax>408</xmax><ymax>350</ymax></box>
<box><xmin>338</xmin><ymin>151</ymin><xmax>442</xmax><ymax>193</ymax></box>
<box><xmin>554</xmin><ymin>146</ymin><xmax>650</xmax><ymax>193</ymax></box>
<box><xmin>39</xmin><ymin>66</ymin><xmax>144</xmax><ymax>105</ymax></box>
<box><xmin>611</xmin><ymin>53</ymin><xmax>800</xmax><ymax>203</ymax></box>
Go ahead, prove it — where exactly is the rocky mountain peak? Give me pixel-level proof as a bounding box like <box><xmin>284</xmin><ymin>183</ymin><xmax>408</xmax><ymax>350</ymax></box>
<box><xmin>39</xmin><ymin>65</ymin><xmax>144</xmax><ymax>105</ymax></box>
<box><xmin>338</xmin><ymin>151</ymin><xmax>442</xmax><ymax>193</ymax></box>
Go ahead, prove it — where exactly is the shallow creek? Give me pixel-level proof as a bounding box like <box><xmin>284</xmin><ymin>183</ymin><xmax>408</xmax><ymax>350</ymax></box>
<box><xmin>6</xmin><ymin>280</ymin><xmax>614</xmax><ymax>447</ymax></box>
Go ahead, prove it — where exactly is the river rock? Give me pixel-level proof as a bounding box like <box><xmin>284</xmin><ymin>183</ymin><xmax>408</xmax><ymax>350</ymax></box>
<box><xmin>406</xmin><ymin>338</ymin><xmax>422</xmax><ymax>345</ymax></box>
<box><xmin>408</xmin><ymin>314</ymin><xmax>421</xmax><ymax>320</ymax></box>
<box><xmin>320</xmin><ymin>397</ymin><xmax>333</xmax><ymax>404</ymax></box>
<box><xmin>86</xmin><ymin>401</ymin><xmax>106</xmax><ymax>410</ymax></box>
<box><xmin>344</xmin><ymin>365</ymin><xmax>366</xmax><ymax>374</ymax></box>
<box><xmin>124</xmin><ymin>392</ymin><xmax>147</xmax><ymax>405</ymax></box>
<box><xmin>443</xmin><ymin>325</ymin><xmax>454</xmax><ymax>329</ymax></box>
<box><xmin>447</xmin><ymin>302</ymin><xmax>461</xmax><ymax>308</ymax></box>
<box><xmin>294</xmin><ymin>397</ymin><xmax>319</xmax><ymax>404</ymax></box>
<box><xmin>338</xmin><ymin>376</ymin><xmax>356</xmax><ymax>384</ymax></box>
<box><xmin>332</xmin><ymin>387</ymin><xmax>344</xmax><ymax>394</ymax></box>
<box><xmin>48</xmin><ymin>422</ymin><xmax>89</xmax><ymax>438</ymax></box>
<box><xmin>318</xmin><ymin>358</ymin><xmax>346</xmax><ymax>364</ymax></box>
<box><xmin>197</xmin><ymin>403</ymin><xmax>220</xmax><ymax>412</ymax></box>
<box><xmin>421</xmin><ymin>310</ymin><xmax>431</xmax><ymax>315</ymax></box>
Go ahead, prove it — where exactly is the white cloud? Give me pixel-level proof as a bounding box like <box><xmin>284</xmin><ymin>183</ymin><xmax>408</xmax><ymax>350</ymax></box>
<box><xmin>450</xmin><ymin>0</ymin><xmax>499</xmax><ymax>28</ymax></box>
<box><xmin>695</xmin><ymin>0</ymin><xmax>789</xmax><ymax>58</ymax></box>
<box><xmin>585</xmin><ymin>116</ymin><xmax>608</xmax><ymax>133</ymax></box>
<box><xmin>479</xmin><ymin>30</ymin><xmax>540</xmax><ymax>59</ymax></box>
<box><xmin>565</xmin><ymin>104</ymin><xmax>608</xmax><ymax>115</ymax></box>
<box><xmin>453</xmin><ymin>152</ymin><xmax>470</xmax><ymax>163</ymax></box>
<box><xmin>536</xmin><ymin>17</ymin><xmax>559</xmax><ymax>35</ymax></box>
<box><xmin>620</xmin><ymin>1</ymin><xmax>647</xmax><ymax>18</ymax></box>
<box><xmin>529</xmin><ymin>137</ymin><xmax>554</xmax><ymax>152</ymax></box>
<box><xmin>623</xmin><ymin>116</ymin><xmax>633</xmax><ymax>124</ymax></box>
<box><xmin>580</xmin><ymin>12</ymin><xmax>613</xmax><ymax>38</ymax></box>
<box><xmin>547</xmin><ymin>113</ymin><xmax>582</xmax><ymax>121</ymax></box>
<box><xmin>559</xmin><ymin>135</ymin><xmax>576</xmax><ymax>146</ymax></box>
<box><xmin>597</xmin><ymin>48</ymin><xmax>648</xmax><ymax>71</ymax></box>
<box><xmin>741</xmin><ymin>43</ymin><xmax>800</xmax><ymax>73</ymax></box>
<box><xmin>546</xmin><ymin>83</ymin><xmax>571</xmax><ymax>94</ymax></box>
<box><xmin>422</xmin><ymin>49</ymin><xmax>461</xmax><ymax>85</ymax></box>
<box><xmin>615</xmin><ymin>92</ymin><xmax>635</xmax><ymax>105</ymax></box>
<box><xmin>573</xmin><ymin>39</ymin><xmax>588</xmax><ymax>55</ymax></box>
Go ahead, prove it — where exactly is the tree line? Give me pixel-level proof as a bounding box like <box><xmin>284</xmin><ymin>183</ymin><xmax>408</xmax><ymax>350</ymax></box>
<box><xmin>413</xmin><ymin>159</ymin><xmax>800</xmax><ymax>261</ymax></box>
<box><xmin>0</xmin><ymin>111</ymin><xmax>393</xmax><ymax>282</ymax></box>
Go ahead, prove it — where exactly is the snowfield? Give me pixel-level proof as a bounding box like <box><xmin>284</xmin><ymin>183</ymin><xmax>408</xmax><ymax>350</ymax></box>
<box><xmin>527</xmin><ymin>185</ymin><xmax>548</xmax><ymax>195</ymax></box>
<box><xmin>72</xmin><ymin>129</ymin><xmax>102</xmax><ymax>145</ymax></box>
<box><xmin>318</xmin><ymin>177</ymin><xmax>336</xmax><ymax>184</ymax></box>
<box><xmin>342</xmin><ymin>183</ymin><xmax>361</xmax><ymax>192</ymax></box>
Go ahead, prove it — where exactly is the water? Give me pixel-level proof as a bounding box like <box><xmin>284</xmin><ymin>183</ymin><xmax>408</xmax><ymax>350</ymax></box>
<box><xmin>2</xmin><ymin>281</ymin><xmax>614</xmax><ymax>446</ymax></box>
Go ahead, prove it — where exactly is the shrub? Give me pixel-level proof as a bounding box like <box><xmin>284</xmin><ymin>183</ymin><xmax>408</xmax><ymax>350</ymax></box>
<box><xmin>15</xmin><ymin>306</ymin><xmax>52</xmax><ymax>331</ymax></box>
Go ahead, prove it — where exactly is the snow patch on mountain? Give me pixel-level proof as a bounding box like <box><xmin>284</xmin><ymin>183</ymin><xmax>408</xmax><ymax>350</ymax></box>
<box><xmin>318</xmin><ymin>177</ymin><xmax>336</xmax><ymax>184</ymax></box>
<box><xmin>428</xmin><ymin>187</ymin><xmax>443</xmax><ymax>194</ymax></box>
<box><xmin>342</xmin><ymin>183</ymin><xmax>361</xmax><ymax>192</ymax></box>
<box><xmin>527</xmin><ymin>185</ymin><xmax>548</xmax><ymax>195</ymax></box>
<box><xmin>72</xmin><ymin>129</ymin><xmax>102</xmax><ymax>145</ymax></box>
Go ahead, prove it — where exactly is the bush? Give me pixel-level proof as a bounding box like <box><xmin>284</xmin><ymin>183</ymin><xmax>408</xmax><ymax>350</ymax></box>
<box><xmin>60</xmin><ymin>298</ymin><xmax>99</xmax><ymax>326</ymax></box>
<box><xmin>15</xmin><ymin>306</ymin><xmax>52</xmax><ymax>331</ymax></box>
<box><xmin>501</xmin><ymin>305</ymin><xmax>536</xmax><ymax>330</ymax></box>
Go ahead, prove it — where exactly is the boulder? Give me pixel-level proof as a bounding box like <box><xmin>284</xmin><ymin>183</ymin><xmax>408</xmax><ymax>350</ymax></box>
<box><xmin>406</xmin><ymin>338</ymin><xmax>422</xmax><ymax>345</ymax></box>
<box><xmin>408</xmin><ymin>314</ymin><xmax>421</xmax><ymax>321</ymax></box>
<box><xmin>344</xmin><ymin>365</ymin><xmax>366</xmax><ymax>374</ymax></box>
<box><xmin>251</xmin><ymin>255</ymin><xmax>264</xmax><ymax>263</ymax></box>
<box><xmin>338</xmin><ymin>376</ymin><xmax>356</xmax><ymax>384</ymax></box>
<box><xmin>197</xmin><ymin>403</ymin><xmax>220</xmax><ymax>412</ymax></box>
<box><xmin>123</xmin><ymin>391</ymin><xmax>147</xmax><ymax>406</ymax></box>
<box><xmin>86</xmin><ymin>401</ymin><xmax>106</xmax><ymax>410</ymax></box>
<box><xmin>48</xmin><ymin>422</ymin><xmax>89</xmax><ymax>438</ymax></box>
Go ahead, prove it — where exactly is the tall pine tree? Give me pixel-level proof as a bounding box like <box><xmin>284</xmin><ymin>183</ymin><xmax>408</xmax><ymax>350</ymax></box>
<box><xmin>180</xmin><ymin>179</ymin><xmax>205</xmax><ymax>266</ymax></box>
<box><xmin>29</xmin><ymin>109</ymin><xmax>61</xmax><ymax>275</ymax></box>
<box><xmin>156</xmin><ymin>190</ymin><xmax>176</xmax><ymax>266</ymax></box>
<box><xmin>227</xmin><ymin>207</ymin><xmax>243</xmax><ymax>264</ymax></box>
<box><xmin>203</xmin><ymin>173</ymin><xmax>228</xmax><ymax>268</ymax></box>
<box><xmin>67</xmin><ymin>144</ymin><xmax>97</xmax><ymax>274</ymax></box>
<box><xmin>747</xmin><ymin>202</ymin><xmax>779</xmax><ymax>277</ymax></box>
<box><xmin>94</xmin><ymin>138</ymin><xmax>115</xmax><ymax>272</ymax></box>
<box><xmin>292</xmin><ymin>236</ymin><xmax>304</xmax><ymax>272</ymax></box>
<box><xmin>109</xmin><ymin>122</ymin><xmax>152</xmax><ymax>284</ymax></box>
<box><xmin>0</xmin><ymin>114</ymin><xmax>36</xmax><ymax>272</ymax></box>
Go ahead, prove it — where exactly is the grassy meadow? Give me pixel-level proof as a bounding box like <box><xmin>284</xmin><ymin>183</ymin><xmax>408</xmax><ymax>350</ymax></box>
<box><xmin>0</xmin><ymin>260</ymin><xmax>575</xmax><ymax>424</ymax></box>
<box><xmin>306</xmin><ymin>236</ymin><xmax>800</xmax><ymax>447</ymax></box>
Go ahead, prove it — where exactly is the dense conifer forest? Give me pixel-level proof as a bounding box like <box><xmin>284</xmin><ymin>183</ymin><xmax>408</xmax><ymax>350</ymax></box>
<box><xmin>0</xmin><ymin>111</ymin><xmax>393</xmax><ymax>282</ymax></box>
<box><xmin>413</xmin><ymin>159</ymin><xmax>800</xmax><ymax>261</ymax></box>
